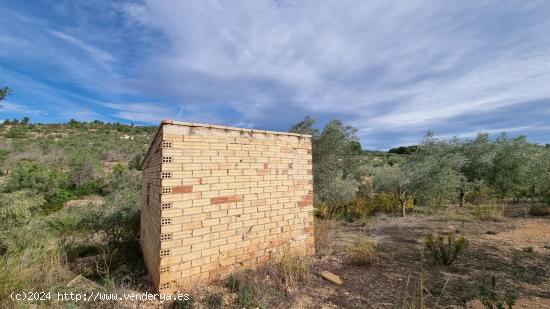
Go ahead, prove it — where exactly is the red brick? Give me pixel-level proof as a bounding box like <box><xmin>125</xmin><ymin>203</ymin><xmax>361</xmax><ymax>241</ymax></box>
<box><xmin>298</xmin><ymin>193</ymin><xmax>313</xmax><ymax>207</ymax></box>
<box><xmin>172</xmin><ymin>185</ymin><xmax>193</xmax><ymax>193</ymax></box>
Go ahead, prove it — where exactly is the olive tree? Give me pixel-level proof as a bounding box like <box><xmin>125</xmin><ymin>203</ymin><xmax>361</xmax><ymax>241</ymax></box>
<box><xmin>459</xmin><ymin>133</ymin><xmax>496</xmax><ymax>206</ymax></box>
<box><xmin>290</xmin><ymin>116</ymin><xmax>363</xmax><ymax>205</ymax></box>
<box><xmin>490</xmin><ymin>135</ymin><xmax>532</xmax><ymax>200</ymax></box>
<box><xmin>372</xmin><ymin>165</ymin><xmax>412</xmax><ymax>217</ymax></box>
<box><xmin>407</xmin><ymin>131</ymin><xmax>467</xmax><ymax>208</ymax></box>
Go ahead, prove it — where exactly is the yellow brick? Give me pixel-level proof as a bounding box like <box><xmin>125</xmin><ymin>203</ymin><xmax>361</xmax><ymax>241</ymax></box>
<box><xmin>161</xmin><ymin>224</ymin><xmax>182</xmax><ymax>233</ymax></box>
<box><xmin>171</xmin><ymin>245</ymin><xmax>192</xmax><ymax>256</ymax></box>
<box><xmin>192</xmin><ymin>227</ymin><xmax>211</xmax><ymax>236</ymax></box>
<box><xmin>141</xmin><ymin>123</ymin><xmax>314</xmax><ymax>292</ymax></box>
<box><xmin>202</xmin><ymin>218</ymin><xmax>219</xmax><ymax>227</ymax></box>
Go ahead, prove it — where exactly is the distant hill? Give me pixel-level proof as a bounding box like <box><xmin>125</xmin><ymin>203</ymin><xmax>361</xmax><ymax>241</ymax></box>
<box><xmin>0</xmin><ymin>119</ymin><xmax>157</xmax><ymax>175</ymax></box>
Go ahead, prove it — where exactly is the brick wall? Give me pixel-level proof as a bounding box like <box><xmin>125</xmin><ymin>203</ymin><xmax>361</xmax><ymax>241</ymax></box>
<box><xmin>140</xmin><ymin>120</ymin><xmax>314</xmax><ymax>294</ymax></box>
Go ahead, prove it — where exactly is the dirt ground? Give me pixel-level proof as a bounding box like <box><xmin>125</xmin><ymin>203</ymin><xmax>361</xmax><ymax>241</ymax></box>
<box><xmin>282</xmin><ymin>210</ymin><xmax>550</xmax><ymax>309</ymax></box>
<box><xmin>71</xmin><ymin>204</ymin><xmax>550</xmax><ymax>308</ymax></box>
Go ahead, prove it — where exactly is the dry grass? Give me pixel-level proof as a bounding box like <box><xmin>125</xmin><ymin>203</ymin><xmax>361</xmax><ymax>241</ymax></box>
<box><xmin>275</xmin><ymin>249</ymin><xmax>310</xmax><ymax>292</ymax></box>
<box><xmin>314</xmin><ymin>219</ymin><xmax>337</xmax><ymax>255</ymax></box>
<box><xmin>0</xmin><ymin>241</ymin><xmax>71</xmax><ymax>308</ymax></box>
<box><xmin>471</xmin><ymin>202</ymin><xmax>505</xmax><ymax>221</ymax></box>
<box><xmin>350</xmin><ymin>240</ymin><xmax>378</xmax><ymax>266</ymax></box>
<box><xmin>225</xmin><ymin>249</ymin><xmax>311</xmax><ymax>308</ymax></box>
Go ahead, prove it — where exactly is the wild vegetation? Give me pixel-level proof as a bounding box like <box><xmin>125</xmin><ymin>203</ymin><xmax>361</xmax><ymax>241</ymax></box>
<box><xmin>424</xmin><ymin>233</ymin><xmax>467</xmax><ymax>266</ymax></box>
<box><xmin>0</xmin><ymin>115</ymin><xmax>549</xmax><ymax>308</ymax></box>
<box><xmin>0</xmin><ymin>118</ymin><xmax>155</xmax><ymax>307</ymax></box>
<box><xmin>290</xmin><ymin>116</ymin><xmax>550</xmax><ymax>220</ymax></box>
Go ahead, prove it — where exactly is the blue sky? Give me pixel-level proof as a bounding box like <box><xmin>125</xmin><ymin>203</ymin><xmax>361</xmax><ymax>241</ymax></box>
<box><xmin>1</xmin><ymin>0</ymin><xmax>550</xmax><ymax>149</ymax></box>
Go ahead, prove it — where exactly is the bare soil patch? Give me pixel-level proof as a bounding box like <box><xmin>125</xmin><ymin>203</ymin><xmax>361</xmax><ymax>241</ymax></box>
<box><xmin>65</xmin><ymin>206</ymin><xmax>550</xmax><ymax>308</ymax></box>
<box><xmin>285</xmin><ymin>213</ymin><xmax>550</xmax><ymax>308</ymax></box>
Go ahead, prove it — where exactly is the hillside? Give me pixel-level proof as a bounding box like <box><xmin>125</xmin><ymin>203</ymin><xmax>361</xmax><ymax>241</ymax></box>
<box><xmin>1</xmin><ymin>119</ymin><xmax>549</xmax><ymax>308</ymax></box>
<box><xmin>0</xmin><ymin>120</ymin><xmax>161</xmax><ymax>306</ymax></box>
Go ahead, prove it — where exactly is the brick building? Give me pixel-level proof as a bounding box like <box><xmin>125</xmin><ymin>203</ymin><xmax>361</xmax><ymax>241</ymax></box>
<box><xmin>140</xmin><ymin>120</ymin><xmax>314</xmax><ymax>293</ymax></box>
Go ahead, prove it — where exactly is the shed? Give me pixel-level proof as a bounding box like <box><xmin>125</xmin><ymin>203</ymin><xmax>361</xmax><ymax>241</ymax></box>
<box><xmin>140</xmin><ymin>120</ymin><xmax>314</xmax><ymax>293</ymax></box>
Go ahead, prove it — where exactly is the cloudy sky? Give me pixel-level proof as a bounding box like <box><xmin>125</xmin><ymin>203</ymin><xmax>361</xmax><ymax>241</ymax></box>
<box><xmin>1</xmin><ymin>0</ymin><xmax>549</xmax><ymax>149</ymax></box>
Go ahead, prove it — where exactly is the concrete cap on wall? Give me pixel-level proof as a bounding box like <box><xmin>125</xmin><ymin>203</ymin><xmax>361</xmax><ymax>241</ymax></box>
<box><xmin>161</xmin><ymin>119</ymin><xmax>312</xmax><ymax>138</ymax></box>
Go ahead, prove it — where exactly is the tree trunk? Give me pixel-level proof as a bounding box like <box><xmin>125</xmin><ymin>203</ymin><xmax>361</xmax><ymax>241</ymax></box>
<box><xmin>459</xmin><ymin>178</ymin><xmax>466</xmax><ymax>207</ymax></box>
<box><xmin>401</xmin><ymin>199</ymin><xmax>406</xmax><ymax>217</ymax></box>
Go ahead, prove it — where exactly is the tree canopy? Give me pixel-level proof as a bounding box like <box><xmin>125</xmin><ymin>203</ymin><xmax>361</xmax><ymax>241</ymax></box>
<box><xmin>0</xmin><ymin>87</ymin><xmax>12</xmax><ymax>107</ymax></box>
<box><xmin>290</xmin><ymin>116</ymin><xmax>550</xmax><ymax>217</ymax></box>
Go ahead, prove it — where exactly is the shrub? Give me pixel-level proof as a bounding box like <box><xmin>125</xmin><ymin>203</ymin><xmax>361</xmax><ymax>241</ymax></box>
<box><xmin>68</xmin><ymin>155</ymin><xmax>102</xmax><ymax>192</ymax></box>
<box><xmin>227</xmin><ymin>269</ymin><xmax>264</xmax><ymax>308</ymax></box>
<box><xmin>0</xmin><ymin>191</ymin><xmax>46</xmax><ymax>252</ymax></box>
<box><xmin>315</xmin><ymin>193</ymin><xmax>411</xmax><ymax>222</ymax></box>
<box><xmin>129</xmin><ymin>152</ymin><xmax>144</xmax><ymax>170</ymax></box>
<box><xmin>314</xmin><ymin>202</ymin><xmax>335</xmax><ymax>219</ymax></box>
<box><xmin>528</xmin><ymin>204</ymin><xmax>549</xmax><ymax>217</ymax></box>
<box><xmin>478</xmin><ymin>274</ymin><xmax>516</xmax><ymax>309</ymax></box>
<box><xmin>72</xmin><ymin>179</ymin><xmax>103</xmax><ymax>196</ymax></box>
<box><xmin>424</xmin><ymin>233</ymin><xmax>467</xmax><ymax>266</ymax></box>
<box><xmin>471</xmin><ymin>203</ymin><xmax>504</xmax><ymax>221</ymax></box>
<box><xmin>316</xmin><ymin>175</ymin><xmax>359</xmax><ymax>206</ymax></box>
<box><xmin>54</xmin><ymin>187</ymin><xmax>140</xmax><ymax>246</ymax></box>
<box><xmin>204</xmin><ymin>292</ymin><xmax>224</xmax><ymax>308</ymax></box>
<box><xmin>4</xmin><ymin>160</ymin><xmax>68</xmax><ymax>211</ymax></box>
<box><xmin>465</xmin><ymin>184</ymin><xmax>497</xmax><ymax>205</ymax></box>
<box><xmin>350</xmin><ymin>240</ymin><xmax>377</xmax><ymax>266</ymax></box>
<box><xmin>274</xmin><ymin>251</ymin><xmax>310</xmax><ymax>292</ymax></box>
<box><xmin>4</xmin><ymin>126</ymin><xmax>27</xmax><ymax>138</ymax></box>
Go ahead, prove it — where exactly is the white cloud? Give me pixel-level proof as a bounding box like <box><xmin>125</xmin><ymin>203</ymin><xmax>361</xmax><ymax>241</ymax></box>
<box><xmin>49</xmin><ymin>30</ymin><xmax>114</xmax><ymax>64</ymax></box>
<box><xmin>0</xmin><ymin>101</ymin><xmax>45</xmax><ymax>115</ymax></box>
<box><xmin>2</xmin><ymin>0</ymin><xmax>550</xmax><ymax>148</ymax></box>
<box><xmin>118</xmin><ymin>1</ymin><xmax>550</xmax><ymax>137</ymax></box>
<box><xmin>103</xmin><ymin>102</ymin><xmax>171</xmax><ymax>123</ymax></box>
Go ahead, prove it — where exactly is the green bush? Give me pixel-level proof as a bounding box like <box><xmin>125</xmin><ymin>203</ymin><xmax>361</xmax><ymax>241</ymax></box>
<box><xmin>424</xmin><ymin>233</ymin><xmax>467</xmax><ymax>266</ymax></box>
<box><xmin>4</xmin><ymin>160</ymin><xmax>68</xmax><ymax>211</ymax></box>
<box><xmin>129</xmin><ymin>152</ymin><xmax>144</xmax><ymax>170</ymax></box>
<box><xmin>51</xmin><ymin>167</ymin><xmax>140</xmax><ymax>245</ymax></box>
<box><xmin>316</xmin><ymin>174</ymin><xmax>359</xmax><ymax>206</ymax></box>
<box><xmin>0</xmin><ymin>191</ymin><xmax>70</xmax><ymax>307</ymax></box>
<box><xmin>72</xmin><ymin>179</ymin><xmax>103</xmax><ymax>196</ymax></box>
<box><xmin>68</xmin><ymin>155</ymin><xmax>101</xmax><ymax>189</ymax></box>
<box><xmin>0</xmin><ymin>191</ymin><xmax>46</xmax><ymax>253</ymax></box>
<box><xmin>466</xmin><ymin>184</ymin><xmax>497</xmax><ymax>205</ymax></box>
<box><xmin>471</xmin><ymin>203</ymin><xmax>504</xmax><ymax>221</ymax></box>
<box><xmin>315</xmin><ymin>193</ymin><xmax>413</xmax><ymax>221</ymax></box>
<box><xmin>4</xmin><ymin>126</ymin><xmax>27</xmax><ymax>138</ymax></box>
<box><xmin>478</xmin><ymin>274</ymin><xmax>516</xmax><ymax>309</ymax></box>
